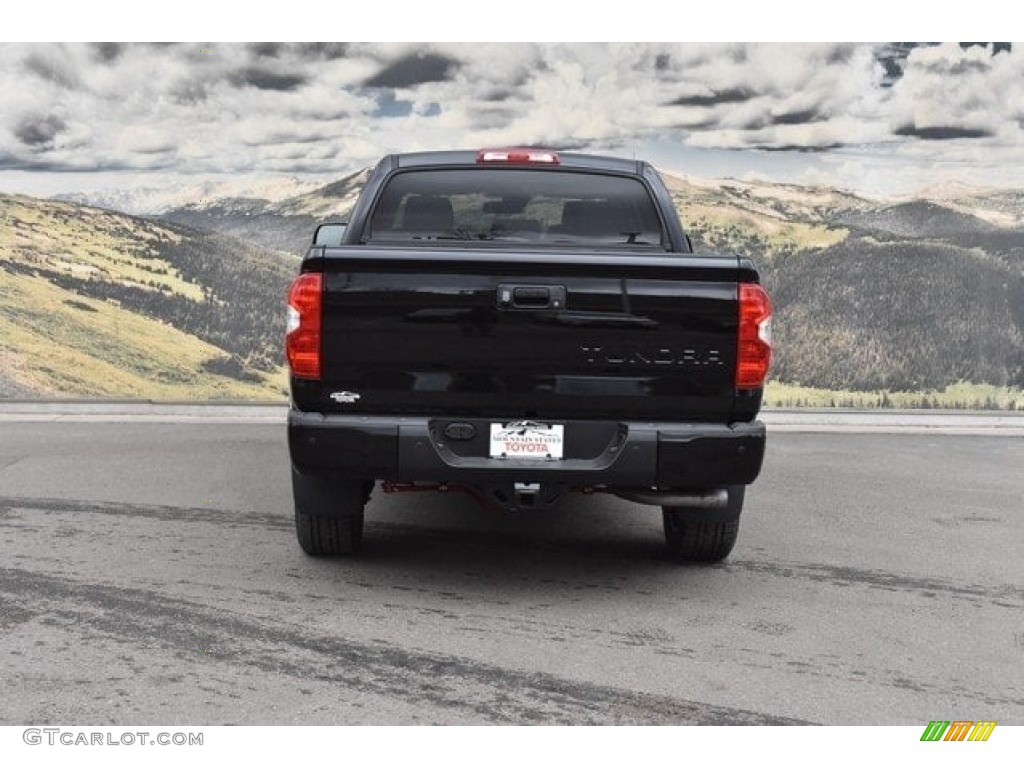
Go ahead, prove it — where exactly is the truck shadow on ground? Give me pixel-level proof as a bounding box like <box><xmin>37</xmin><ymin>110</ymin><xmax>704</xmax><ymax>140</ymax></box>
<box><xmin>343</xmin><ymin>490</ymin><xmax>721</xmax><ymax>584</ymax></box>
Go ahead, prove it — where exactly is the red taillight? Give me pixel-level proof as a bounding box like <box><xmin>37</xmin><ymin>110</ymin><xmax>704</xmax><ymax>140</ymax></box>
<box><xmin>286</xmin><ymin>273</ymin><xmax>322</xmax><ymax>379</ymax></box>
<box><xmin>476</xmin><ymin>147</ymin><xmax>560</xmax><ymax>165</ymax></box>
<box><xmin>736</xmin><ymin>283</ymin><xmax>773</xmax><ymax>389</ymax></box>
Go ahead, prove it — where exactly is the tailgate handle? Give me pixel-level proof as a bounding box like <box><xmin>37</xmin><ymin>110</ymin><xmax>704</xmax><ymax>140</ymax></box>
<box><xmin>498</xmin><ymin>284</ymin><xmax>565</xmax><ymax>310</ymax></box>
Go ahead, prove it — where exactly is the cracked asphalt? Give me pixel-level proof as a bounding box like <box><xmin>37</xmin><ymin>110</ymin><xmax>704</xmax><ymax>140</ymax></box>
<box><xmin>0</xmin><ymin>418</ymin><xmax>1021</xmax><ymax>724</ymax></box>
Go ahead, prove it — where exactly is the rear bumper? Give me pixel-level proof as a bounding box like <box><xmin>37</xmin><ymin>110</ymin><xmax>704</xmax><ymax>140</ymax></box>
<box><xmin>288</xmin><ymin>412</ymin><xmax>765</xmax><ymax>491</ymax></box>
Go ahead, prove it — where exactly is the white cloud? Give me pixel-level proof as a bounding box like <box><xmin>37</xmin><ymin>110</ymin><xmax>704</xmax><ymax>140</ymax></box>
<box><xmin>888</xmin><ymin>43</ymin><xmax>1023</xmax><ymax>139</ymax></box>
<box><xmin>0</xmin><ymin>42</ymin><xmax>1020</xmax><ymax>193</ymax></box>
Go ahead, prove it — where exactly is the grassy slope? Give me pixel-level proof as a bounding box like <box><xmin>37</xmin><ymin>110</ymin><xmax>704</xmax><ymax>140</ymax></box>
<box><xmin>0</xmin><ymin>194</ymin><xmax>288</xmax><ymax>399</ymax></box>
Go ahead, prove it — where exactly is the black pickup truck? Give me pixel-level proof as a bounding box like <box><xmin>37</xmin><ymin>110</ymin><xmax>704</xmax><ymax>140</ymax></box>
<box><xmin>286</xmin><ymin>148</ymin><xmax>772</xmax><ymax>562</ymax></box>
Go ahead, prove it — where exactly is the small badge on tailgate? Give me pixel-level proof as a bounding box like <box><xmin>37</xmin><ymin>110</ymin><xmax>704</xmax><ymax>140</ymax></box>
<box><xmin>489</xmin><ymin>421</ymin><xmax>564</xmax><ymax>460</ymax></box>
<box><xmin>329</xmin><ymin>391</ymin><xmax>361</xmax><ymax>404</ymax></box>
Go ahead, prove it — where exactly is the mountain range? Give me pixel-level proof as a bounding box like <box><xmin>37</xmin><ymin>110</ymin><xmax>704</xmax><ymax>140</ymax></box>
<box><xmin>157</xmin><ymin>169</ymin><xmax>369</xmax><ymax>257</ymax></box>
<box><xmin>3</xmin><ymin>168</ymin><xmax>1023</xmax><ymax>402</ymax></box>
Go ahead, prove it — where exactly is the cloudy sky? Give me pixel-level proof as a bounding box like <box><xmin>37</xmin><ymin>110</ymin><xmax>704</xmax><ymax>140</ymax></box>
<box><xmin>0</xmin><ymin>42</ymin><xmax>1020</xmax><ymax>201</ymax></box>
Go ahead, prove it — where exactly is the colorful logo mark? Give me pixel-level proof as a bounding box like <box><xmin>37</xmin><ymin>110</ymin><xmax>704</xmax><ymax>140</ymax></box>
<box><xmin>920</xmin><ymin>721</ymin><xmax>996</xmax><ymax>742</ymax></box>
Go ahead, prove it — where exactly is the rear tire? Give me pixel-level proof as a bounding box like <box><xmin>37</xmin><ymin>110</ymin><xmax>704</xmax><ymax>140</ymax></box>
<box><xmin>662</xmin><ymin>485</ymin><xmax>744</xmax><ymax>563</ymax></box>
<box><xmin>292</xmin><ymin>468</ymin><xmax>371</xmax><ymax>557</ymax></box>
<box><xmin>295</xmin><ymin>505</ymin><xmax>364</xmax><ymax>556</ymax></box>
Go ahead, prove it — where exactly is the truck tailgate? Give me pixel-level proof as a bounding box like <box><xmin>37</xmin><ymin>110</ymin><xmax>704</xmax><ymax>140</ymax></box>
<box><xmin>293</xmin><ymin>247</ymin><xmax>749</xmax><ymax>422</ymax></box>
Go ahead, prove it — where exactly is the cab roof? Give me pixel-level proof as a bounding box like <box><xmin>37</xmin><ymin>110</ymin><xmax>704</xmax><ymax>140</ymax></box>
<box><xmin>390</xmin><ymin>149</ymin><xmax>645</xmax><ymax>175</ymax></box>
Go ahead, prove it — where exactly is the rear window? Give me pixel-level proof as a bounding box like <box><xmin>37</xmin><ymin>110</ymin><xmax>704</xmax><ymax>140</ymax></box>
<box><xmin>367</xmin><ymin>169</ymin><xmax>665</xmax><ymax>247</ymax></box>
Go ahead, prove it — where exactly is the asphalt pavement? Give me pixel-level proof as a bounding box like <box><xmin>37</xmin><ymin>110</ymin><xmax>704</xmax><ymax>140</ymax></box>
<box><xmin>0</xmin><ymin>408</ymin><xmax>1021</xmax><ymax>724</ymax></box>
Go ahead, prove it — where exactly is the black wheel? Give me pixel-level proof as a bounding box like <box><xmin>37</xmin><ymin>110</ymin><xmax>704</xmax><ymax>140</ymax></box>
<box><xmin>662</xmin><ymin>485</ymin><xmax>744</xmax><ymax>563</ymax></box>
<box><xmin>292</xmin><ymin>468</ymin><xmax>372</xmax><ymax>557</ymax></box>
<box><xmin>295</xmin><ymin>505</ymin><xmax>364</xmax><ymax>556</ymax></box>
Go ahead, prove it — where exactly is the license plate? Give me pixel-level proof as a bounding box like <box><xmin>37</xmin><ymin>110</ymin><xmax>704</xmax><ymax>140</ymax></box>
<box><xmin>489</xmin><ymin>421</ymin><xmax>564</xmax><ymax>460</ymax></box>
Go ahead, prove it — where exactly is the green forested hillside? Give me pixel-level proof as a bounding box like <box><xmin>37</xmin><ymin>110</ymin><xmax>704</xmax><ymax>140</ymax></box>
<box><xmin>661</xmin><ymin>176</ymin><xmax>1024</xmax><ymax>396</ymax></box>
<box><xmin>762</xmin><ymin>236</ymin><xmax>1024</xmax><ymax>391</ymax></box>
